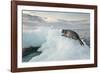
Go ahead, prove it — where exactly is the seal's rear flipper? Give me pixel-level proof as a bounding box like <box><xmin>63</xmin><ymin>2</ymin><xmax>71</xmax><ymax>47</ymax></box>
<box><xmin>79</xmin><ymin>39</ymin><xmax>84</xmax><ymax>46</ymax></box>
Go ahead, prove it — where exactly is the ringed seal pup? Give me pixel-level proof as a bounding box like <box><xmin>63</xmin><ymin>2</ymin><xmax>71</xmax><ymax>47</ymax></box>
<box><xmin>62</xmin><ymin>29</ymin><xmax>84</xmax><ymax>46</ymax></box>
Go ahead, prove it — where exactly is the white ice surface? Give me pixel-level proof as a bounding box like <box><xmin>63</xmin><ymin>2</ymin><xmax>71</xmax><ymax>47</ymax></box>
<box><xmin>29</xmin><ymin>29</ymin><xmax>90</xmax><ymax>62</ymax></box>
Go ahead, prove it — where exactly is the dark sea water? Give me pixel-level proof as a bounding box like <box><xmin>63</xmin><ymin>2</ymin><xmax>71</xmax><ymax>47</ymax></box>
<box><xmin>22</xmin><ymin>51</ymin><xmax>41</xmax><ymax>62</ymax></box>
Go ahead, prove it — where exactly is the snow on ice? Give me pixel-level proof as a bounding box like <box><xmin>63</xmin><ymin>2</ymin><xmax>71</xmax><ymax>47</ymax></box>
<box><xmin>29</xmin><ymin>28</ymin><xmax>90</xmax><ymax>62</ymax></box>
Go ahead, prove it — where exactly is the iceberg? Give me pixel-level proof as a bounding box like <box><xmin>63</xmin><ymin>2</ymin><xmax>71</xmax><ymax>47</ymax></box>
<box><xmin>29</xmin><ymin>29</ymin><xmax>90</xmax><ymax>62</ymax></box>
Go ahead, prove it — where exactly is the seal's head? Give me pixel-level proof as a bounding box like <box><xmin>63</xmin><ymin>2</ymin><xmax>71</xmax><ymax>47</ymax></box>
<box><xmin>62</xmin><ymin>29</ymin><xmax>77</xmax><ymax>39</ymax></box>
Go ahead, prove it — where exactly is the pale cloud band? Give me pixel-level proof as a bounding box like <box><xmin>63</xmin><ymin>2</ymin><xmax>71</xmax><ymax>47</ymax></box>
<box><xmin>22</xmin><ymin>10</ymin><xmax>90</xmax><ymax>32</ymax></box>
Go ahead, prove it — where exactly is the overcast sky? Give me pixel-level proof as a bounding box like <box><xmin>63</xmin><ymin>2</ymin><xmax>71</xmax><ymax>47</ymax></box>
<box><xmin>23</xmin><ymin>10</ymin><xmax>90</xmax><ymax>21</ymax></box>
<box><xmin>22</xmin><ymin>10</ymin><xmax>90</xmax><ymax>32</ymax></box>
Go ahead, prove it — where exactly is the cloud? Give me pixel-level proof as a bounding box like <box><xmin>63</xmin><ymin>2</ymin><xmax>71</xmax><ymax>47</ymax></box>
<box><xmin>23</xmin><ymin>13</ymin><xmax>45</xmax><ymax>24</ymax></box>
<box><xmin>22</xmin><ymin>12</ymin><xmax>90</xmax><ymax>32</ymax></box>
